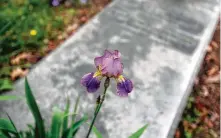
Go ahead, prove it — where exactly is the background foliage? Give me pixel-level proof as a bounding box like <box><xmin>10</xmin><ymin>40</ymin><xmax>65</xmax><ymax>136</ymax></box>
<box><xmin>0</xmin><ymin>0</ymin><xmax>76</xmax><ymax>91</ymax></box>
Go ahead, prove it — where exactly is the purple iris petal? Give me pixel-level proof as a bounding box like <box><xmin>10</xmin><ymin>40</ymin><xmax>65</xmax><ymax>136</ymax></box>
<box><xmin>81</xmin><ymin>73</ymin><xmax>101</xmax><ymax>93</ymax></box>
<box><xmin>117</xmin><ymin>78</ymin><xmax>133</xmax><ymax>97</ymax></box>
<box><xmin>94</xmin><ymin>50</ymin><xmax>123</xmax><ymax>77</ymax></box>
<box><xmin>52</xmin><ymin>0</ymin><xmax>60</xmax><ymax>6</ymax></box>
<box><xmin>95</xmin><ymin>50</ymin><xmax>120</xmax><ymax>66</ymax></box>
<box><xmin>94</xmin><ymin>57</ymin><xmax>103</xmax><ymax>68</ymax></box>
<box><xmin>101</xmin><ymin>58</ymin><xmax>123</xmax><ymax>77</ymax></box>
<box><xmin>112</xmin><ymin>50</ymin><xmax>121</xmax><ymax>59</ymax></box>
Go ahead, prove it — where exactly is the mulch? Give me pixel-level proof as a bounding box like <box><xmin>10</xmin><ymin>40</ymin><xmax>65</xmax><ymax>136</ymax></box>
<box><xmin>175</xmin><ymin>21</ymin><xmax>220</xmax><ymax>138</ymax></box>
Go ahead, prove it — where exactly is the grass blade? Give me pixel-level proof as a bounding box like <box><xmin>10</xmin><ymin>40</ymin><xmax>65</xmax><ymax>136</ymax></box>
<box><xmin>128</xmin><ymin>124</ymin><xmax>148</xmax><ymax>138</ymax></box>
<box><xmin>0</xmin><ymin>78</ymin><xmax>13</xmax><ymax>91</ymax></box>
<box><xmin>87</xmin><ymin>122</ymin><xmax>103</xmax><ymax>138</ymax></box>
<box><xmin>25</xmin><ymin>77</ymin><xmax>45</xmax><ymax>138</ymax></box>
<box><xmin>0</xmin><ymin>95</ymin><xmax>23</xmax><ymax>101</ymax></box>
<box><xmin>86</xmin><ymin>122</ymin><xmax>103</xmax><ymax>138</ymax></box>
<box><xmin>62</xmin><ymin>115</ymin><xmax>88</xmax><ymax>138</ymax></box>
<box><xmin>50</xmin><ymin>107</ymin><xmax>64</xmax><ymax>138</ymax></box>
<box><xmin>68</xmin><ymin>115</ymin><xmax>87</xmax><ymax>138</ymax></box>
<box><xmin>62</xmin><ymin>98</ymin><xmax>70</xmax><ymax>132</ymax></box>
<box><xmin>27</xmin><ymin>124</ymin><xmax>35</xmax><ymax>137</ymax></box>
<box><xmin>72</xmin><ymin>96</ymin><xmax>80</xmax><ymax>124</ymax></box>
<box><xmin>92</xmin><ymin>125</ymin><xmax>103</xmax><ymax>138</ymax></box>
<box><xmin>6</xmin><ymin>113</ymin><xmax>22</xmax><ymax>138</ymax></box>
<box><xmin>0</xmin><ymin>118</ymin><xmax>17</xmax><ymax>133</ymax></box>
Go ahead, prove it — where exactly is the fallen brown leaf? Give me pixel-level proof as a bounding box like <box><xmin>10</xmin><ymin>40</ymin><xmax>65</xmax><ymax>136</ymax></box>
<box><xmin>175</xmin><ymin>130</ymin><xmax>180</xmax><ymax>138</ymax></box>
<box><xmin>210</xmin><ymin>113</ymin><xmax>219</xmax><ymax>122</ymax></box>
<box><xmin>211</xmin><ymin>41</ymin><xmax>219</xmax><ymax>49</ymax></box>
<box><xmin>78</xmin><ymin>9</ymin><xmax>88</xmax><ymax>16</ymax></box>
<box><xmin>80</xmin><ymin>16</ymin><xmax>88</xmax><ymax>24</ymax></box>
<box><xmin>209</xmin><ymin>129</ymin><xmax>219</xmax><ymax>138</ymax></box>
<box><xmin>201</xmin><ymin>85</ymin><xmax>209</xmax><ymax>97</ymax></box>
<box><xmin>207</xmin><ymin>65</ymin><xmax>219</xmax><ymax>76</ymax></box>
<box><xmin>11</xmin><ymin>52</ymin><xmax>32</xmax><ymax>65</ymax></box>
<box><xmin>183</xmin><ymin>120</ymin><xmax>189</xmax><ymax>130</ymax></box>
<box><xmin>26</xmin><ymin>53</ymin><xmax>41</xmax><ymax>63</ymax></box>
<box><xmin>48</xmin><ymin>41</ymin><xmax>57</xmax><ymax>51</ymax></box>
<box><xmin>204</xmin><ymin>117</ymin><xmax>213</xmax><ymax>128</ymax></box>
<box><xmin>66</xmin><ymin>23</ymin><xmax>79</xmax><ymax>35</ymax></box>
<box><xmin>206</xmin><ymin>45</ymin><xmax>213</xmax><ymax>53</ymax></box>
<box><xmin>190</xmin><ymin>123</ymin><xmax>197</xmax><ymax>129</ymax></box>
<box><xmin>205</xmin><ymin>73</ymin><xmax>220</xmax><ymax>84</ymax></box>
<box><xmin>194</xmin><ymin>77</ymin><xmax>200</xmax><ymax>85</ymax></box>
<box><xmin>11</xmin><ymin>68</ymin><xmax>29</xmax><ymax>81</ymax></box>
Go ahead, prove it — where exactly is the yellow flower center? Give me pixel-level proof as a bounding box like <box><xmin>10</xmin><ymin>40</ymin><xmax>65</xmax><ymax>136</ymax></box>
<box><xmin>30</xmin><ymin>30</ymin><xmax>37</xmax><ymax>36</ymax></box>
<box><xmin>93</xmin><ymin>70</ymin><xmax>103</xmax><ymax>80</ymax></box>
<box><xmin>98</xmin><ymin>65</ymin><xmax>102</xmax><ymax>71</ymax></box>
<box><xmin>117</xmin><ymin>75</ymin><xmax>125</xmax><ymax>82</ymax></box>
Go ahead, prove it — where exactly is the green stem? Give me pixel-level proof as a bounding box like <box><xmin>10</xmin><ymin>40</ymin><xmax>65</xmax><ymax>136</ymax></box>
<box><xmin>85</xmin><ymin>77</ymin><xmax>110</xmax><ymax>138</ymax></box>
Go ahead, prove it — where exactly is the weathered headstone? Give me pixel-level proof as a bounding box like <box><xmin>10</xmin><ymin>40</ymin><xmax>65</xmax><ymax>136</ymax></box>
<box><xmin>0</xmin><ymin>0</ymin><xmax>219</xmax><ymax>137</ymax></box>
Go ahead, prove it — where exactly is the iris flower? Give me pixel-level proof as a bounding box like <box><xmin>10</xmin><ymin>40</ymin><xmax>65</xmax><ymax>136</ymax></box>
<box><xmin>81</xmin><ymin>50</ymin><xmax>133</xmax><ymax>96</ymax></box>
<box><xmin>51</xmin><ymin>0</ymin><xmax>60</xmax><ymax>6</ymax></box>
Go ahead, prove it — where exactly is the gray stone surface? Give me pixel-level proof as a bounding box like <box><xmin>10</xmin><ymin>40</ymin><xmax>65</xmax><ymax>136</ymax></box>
<box><xmin>0</xmin><ymin>0</ymin><xmax>219</xmax><ymax>137</ymax></box>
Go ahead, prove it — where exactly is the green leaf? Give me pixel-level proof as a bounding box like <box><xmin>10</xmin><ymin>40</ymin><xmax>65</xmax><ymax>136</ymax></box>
<box><xmin>0</xmin><ymin>79</ymin><xmax>13</xmax><ymax>91</ymax></box>
<box><xmin>185</xmin><ymin>131</ymin><xmax>192</xmax><ymax>138</ymax></box>
<box><xmin>0</xmin><ymin>131</ymin><xmax>8</xmax><ymax>138</ymax></box>
<box><xmin>188</xmin><ymin>97</ymin><xmax>194</xmax><ymax>102</ymax></box>
<box><xmin>62</xmin><ymin>98</ymin><xmax>70</xmax><ymax>132</ymax></box>
<box><xmin>67</xmin><ymin>115</ymin><xmax>87</xmax><ymax>138</ymax></box>
<box><xmin>62</xmin><ymin>115</ymin><xmax>88</xmax><ymax>138</ymax></box>
<box><xmin>26</xmin><ymin>124</ymin><xmax>35</xmax><ymax>137</ymax></box>
<box><xmin>0</xmin><ymin>95</ymin><xmax>23</xmax><ymax>101</ymax></box>
<box><xmin>85</xmin><ymin>122</ymin><xmax>103</xmax><ymax>138</ymax></box>
<box><xmin>50</xmin><ymin>107</ymin><xmax>64</xmax><ymax>138</ymax></box>
<box><xmin>194</xmin><ymin>108</ymin><xmax>201</xmax><ymax>117</ymax></box>
<box><xmin>24</xmin><ymin>131</ymin><xmax>34</xmax><ymax>138</ymax></box>
<box><xmin>128</xmin><ymin>124</ymin><xmax>148</xmax><ymax>138</ymax></box>
<box><xmin>0</xmin><ymin>118</ymin><xmax>16</xmax><ymax>133</ymax></box>
<box><xmin>25</xmin><ymin>77</ymin><xmax>45</xmax><ymax>138</ymax></box>
<box><xmin>0</xmin><ymin>130</ymin><xmax>10</xmax><ymax>138</ymax></box>
<box><xmin>6</xmin><ymin>113</ymin><xmax>22</xmax><ymax>138</ymax></box>
<box><xmin>92</xmin><ymin>125</ymin><xmax>103</xmax><ymax>138</ymax></box>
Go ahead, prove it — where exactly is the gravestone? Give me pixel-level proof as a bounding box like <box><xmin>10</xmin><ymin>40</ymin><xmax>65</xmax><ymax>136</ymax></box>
<box><xmin>0</xmin><ymin>0</ymin><xmax>219</xmax><ymax>137</ymax></box>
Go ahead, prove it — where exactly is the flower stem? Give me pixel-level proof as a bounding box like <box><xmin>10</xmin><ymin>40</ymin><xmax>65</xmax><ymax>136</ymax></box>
<box><xmin>85</xmin><ymin>77</ymin><xmax>110</xmax><ymax>138</ymax></box>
